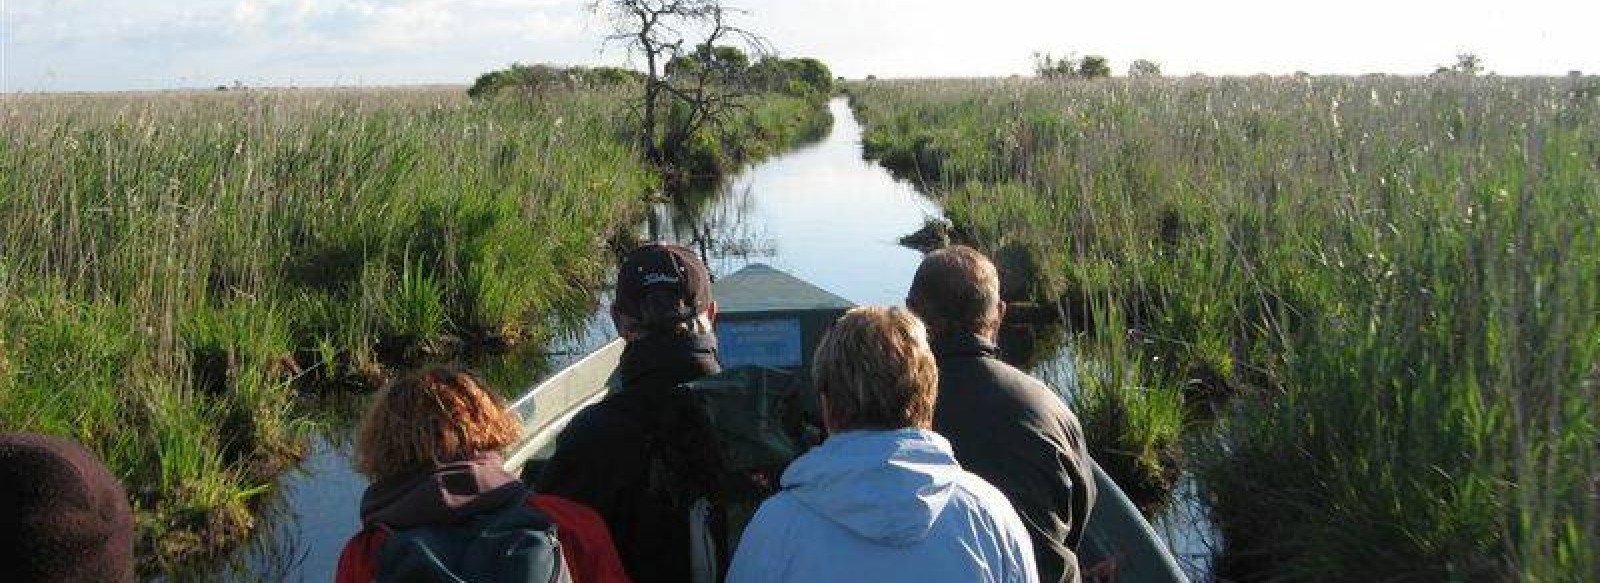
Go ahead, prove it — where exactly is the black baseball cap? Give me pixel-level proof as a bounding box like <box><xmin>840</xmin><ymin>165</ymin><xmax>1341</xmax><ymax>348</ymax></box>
<box><xmin>614</xmin><ymin>243</ymin><xmax>713</xmax><ymax>327</ymax></box>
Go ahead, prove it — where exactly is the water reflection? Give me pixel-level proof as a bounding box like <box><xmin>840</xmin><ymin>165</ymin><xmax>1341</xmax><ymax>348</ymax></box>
<box><xmin>648</xmin><ymin>98</ymin><xmax>940</xmax><ymax>306</ymax></box>
<box><xmin>648</xmin><ymin>181</ymin><xmax>778</xmax><ymax>269</ymax></box>
<box><xmin>1153</xmin><ymin>473</ymin><xmax>1220</xmax><ymax>581</ymax></box>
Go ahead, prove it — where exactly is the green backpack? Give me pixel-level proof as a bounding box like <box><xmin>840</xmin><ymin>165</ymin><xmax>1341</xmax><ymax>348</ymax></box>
<box><xmin>647</xmin><ymin>365</ymin><xmax>816</xmax><ymax>582</ymax></box>
<box><xmin>374</xmin><ymin>495</ymin><xmax>572</xmax><ymax>583</ymax></box>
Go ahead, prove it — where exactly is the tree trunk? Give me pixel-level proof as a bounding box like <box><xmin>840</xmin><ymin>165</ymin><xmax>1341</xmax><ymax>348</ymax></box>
<box><xmin>641</xmin><ymin>79</ymin><xmax>662</xmax><ymax>163</ymax></box>
<box><xmin>639</xmin><ymin>24</ymin><xmax>663</xmax><ymax>164</ymax></box>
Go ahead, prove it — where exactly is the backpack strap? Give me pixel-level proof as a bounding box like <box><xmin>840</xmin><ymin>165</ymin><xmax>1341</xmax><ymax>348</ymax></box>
<box><xmin>688</xmin><ymin>497</ymin><xmax>719</xmax><ymax>583</ymax></box>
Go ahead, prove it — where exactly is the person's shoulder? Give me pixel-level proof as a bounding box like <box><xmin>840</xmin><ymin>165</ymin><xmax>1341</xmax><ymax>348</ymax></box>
<box><xmin>335</xmin><ymin>527</ymin><xmax>387</xmax><ymax>583</ymax></box>
<box><xmin>954</xmin><ymin>468</ymin><xmax>1033</xmax><ymax>524</ymax></box>
<box><xmin>948</xmin><ymin>471</ymin><xmax>1035</xmax><ymax>551</ymax></box>
<box><xmin>567</xmin><ymin>397</ymin><xmax>630</xmax><ymax>426</ymax></box>
<box><xmin>745</xmin><ymin>490</ymin><xmax>824</xmax><ymax>544</ymax></box>
<box><xmin>557</xmin><ymin>398</ymin><xmax>647</xmax><ymax>446</ymax></box>
<box><xmin>525</xmin><ymin>494</ymin><xmax>634</xmax><ymax>583</ymax></box>
<box><xmin>750</xmin><ymin>491</ymin><xmax>807</xmax><ymax>526</ymax></box>
<box><xmin>979</xmin><ymin>355</ymin><xmax>1048</xmax><ymax>390</ymax></box>
<box><xmin>982</xmin><ymin>358</ymin><xmax>1081</xmax><ymax>417</ymax></box>
<box><xmin>951</xmin><ymin>468</ymin><xmax>1018</xmax><ymax>511</ymax></box>
<box><xmin>528</xmin><ymin>493</ymin><xmax>602</xmax><ymax>521</ymax></box>
<box><xmin>732</xmin><ymin>494</ymin><xmax>808</xmax><ymax>559</ymax></box>
<box><xmin>728</xmin><ymin>493</ymin><xmax>808</xmax><ymax>582</ymax></box>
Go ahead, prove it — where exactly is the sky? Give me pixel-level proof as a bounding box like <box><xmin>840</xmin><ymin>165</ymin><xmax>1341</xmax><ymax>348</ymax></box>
<box><xmin>3</xmin><ymin>0</ymin><xmax>1597</xmax><ymax>92</ymax></box>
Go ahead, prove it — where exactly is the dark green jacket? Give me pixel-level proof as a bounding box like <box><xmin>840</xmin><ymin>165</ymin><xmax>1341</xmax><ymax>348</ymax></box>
<box><xmin>929</xmin><ymin>333</ymin><xmax>1096</xmax><ymax>583</ymax></box>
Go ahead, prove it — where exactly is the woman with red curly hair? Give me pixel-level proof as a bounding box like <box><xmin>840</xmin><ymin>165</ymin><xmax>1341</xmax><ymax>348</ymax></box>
<box><xmin>336</xmin><ymin>367</ymin><xmax>631</xmax><ymax>583</ymax></box>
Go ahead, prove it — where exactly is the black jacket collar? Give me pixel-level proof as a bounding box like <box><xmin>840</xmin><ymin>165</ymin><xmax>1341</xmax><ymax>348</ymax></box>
<box><xmin>930</xmin><ymin>332</ymin><xmax>1000</xmax><ymax>360</ymax></box>
<box><xmin>616</xmin><ymin>330</ymin><xmax>721</xmax><ymax>394</ymax></box>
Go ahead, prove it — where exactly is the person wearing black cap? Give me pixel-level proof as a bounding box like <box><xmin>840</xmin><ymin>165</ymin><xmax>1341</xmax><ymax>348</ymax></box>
<box><xmin>534</xmin><ymin>242</ymin><xmax>722</xmax><ymax>583</ymax></box>
<box><xmin>0</xmin><ymin>432</ymin><xmax>136</xmax><ymax>583</ymax></box>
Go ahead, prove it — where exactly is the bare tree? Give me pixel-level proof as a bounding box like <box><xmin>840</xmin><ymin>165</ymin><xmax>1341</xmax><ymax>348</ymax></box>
<box><xmin>594</xmin><ymin>0</ymin><xmax>767</xmax><ymax>167</ymax></box>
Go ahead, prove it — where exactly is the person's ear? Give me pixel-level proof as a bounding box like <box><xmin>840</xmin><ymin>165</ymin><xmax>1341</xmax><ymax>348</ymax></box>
<box><xmin>990</xmin><ymin>300</ymin><xmax>1008</xmax><ymax>341</ymax></box>
<box><xmin>706</xmin><ymin>300</ymin><xmax>718</xmax><ymax>324</ymax></box>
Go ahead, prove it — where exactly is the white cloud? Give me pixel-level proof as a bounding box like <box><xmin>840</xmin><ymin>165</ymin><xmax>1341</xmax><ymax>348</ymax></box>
<box><xmin>520</xmin><ymin>10</ymin><xmax>585</xmax><ymax>41</ymax></box>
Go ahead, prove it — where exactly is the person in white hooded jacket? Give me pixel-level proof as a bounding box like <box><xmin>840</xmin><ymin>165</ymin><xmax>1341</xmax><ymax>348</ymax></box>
<box><xmin>727</xmin><ymin>306</ymin><xmax>1039</xmax><ymax>583</ymax></box>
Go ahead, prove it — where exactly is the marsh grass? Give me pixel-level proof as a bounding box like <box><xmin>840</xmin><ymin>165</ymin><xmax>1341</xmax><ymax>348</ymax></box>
<box><xmin>0</xmin><ymin>87</ymin><xmax>653</xmax><ymax>572</ymax></box>
<box><xmin>1</xmin><ymin>83</ymin><xmax>831</xmax><ymax>574</ymax></box>
<box><xmin>849</xmin><ymin>76</ymin><xmax>1599</xmax><ymax>581</ymax></box>
<box><xmin>1073</xmin><ymin>301</ymin><xmax>1187</xmax><ymax>511</ymax></box>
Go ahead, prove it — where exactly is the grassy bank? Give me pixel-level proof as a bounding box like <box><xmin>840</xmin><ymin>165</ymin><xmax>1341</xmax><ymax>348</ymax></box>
<box><xmin>848</xmin><ymin>77</ymin><xmax>1599</xmax><ymax>581</ymax></box>
<box><xmin>0</xmin><ymin>84</ymin><xmax>830</xmax><ymax>574</ymax></box>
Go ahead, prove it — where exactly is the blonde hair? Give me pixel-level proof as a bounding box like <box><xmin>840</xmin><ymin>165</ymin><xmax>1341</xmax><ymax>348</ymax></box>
<box><xmin>355</xmin><ymin>368</ymin><xmax>522</xmax><ymax>481</ymax></box>
<box><xmin>907</xmin><ymin>245</ymin><xmax>1003</xmax><ymax>337</ymax></box>
<box><xmin>812</xmin><ymin>306</ymin><xmax>939</xmax><ymax>431</ymax></box>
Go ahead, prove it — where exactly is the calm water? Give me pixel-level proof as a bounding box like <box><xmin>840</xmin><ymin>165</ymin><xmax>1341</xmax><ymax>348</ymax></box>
<box><xmin>652</xmin><ymin>98</ymin><xmax>941</xmax><ymax>303</ymax></box>
<box><xmin>198</xmin><ymin>97</ymin><xmax>1214</xmax><ymax>581</ymax></box>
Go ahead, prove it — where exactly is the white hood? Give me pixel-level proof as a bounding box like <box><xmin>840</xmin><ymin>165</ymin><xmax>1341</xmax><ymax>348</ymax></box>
<box><xmin>781</xmin><ymin>428</ymin><xmax>959</xmax><ymax>547</ymax></box>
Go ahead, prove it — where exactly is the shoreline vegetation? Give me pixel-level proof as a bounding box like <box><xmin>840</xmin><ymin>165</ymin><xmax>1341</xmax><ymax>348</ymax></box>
<box><xmin>0</xmin><ymin>80</ymin><xmax>830</xmax><ymax>574</ymax></box>
<box><xmin>847</xmin><ymin>76</ymin><xmax>1598</xmax><ymax>581</ymax></box>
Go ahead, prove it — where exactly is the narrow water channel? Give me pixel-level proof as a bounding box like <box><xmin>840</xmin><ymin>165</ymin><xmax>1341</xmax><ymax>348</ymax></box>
<box><xmin>197</xmin><ymin>97</ymin><xmax>1213</xmax><ymax>581</ymax></box>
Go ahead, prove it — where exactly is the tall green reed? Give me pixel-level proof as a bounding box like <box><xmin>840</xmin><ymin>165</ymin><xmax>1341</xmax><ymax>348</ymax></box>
<box><xmin>0</xmin><ymin>87</ymin><xmax>653</xmax><ymax>571</ymax></box>
<box><xmin>848</xmin><ymin>75</ymin><xmax>1599</xmax><ymax>580</ymax></box>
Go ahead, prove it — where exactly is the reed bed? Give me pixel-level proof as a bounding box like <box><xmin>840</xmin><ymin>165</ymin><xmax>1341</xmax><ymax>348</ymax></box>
<box><xmin>0</xmin><ymin>86</ymin><xmax>658</xmax><ymax>571</ymax></box>
<box><xmin>0</xmin><ymin>84</ymin><xmax>832</xmax><ymax>574</ymax></box>
<box><xmin>848</xmin><ymin>76</ymin><xmax>1599</xmax><ymax>581</ymax></box>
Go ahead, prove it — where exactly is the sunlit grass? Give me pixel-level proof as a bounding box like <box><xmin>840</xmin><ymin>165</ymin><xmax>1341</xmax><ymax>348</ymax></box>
<box><xmin>0</xmin><ymin>87</ymin><xmax>653</xmax><ymax>572</ymax></box>
<box><xmin>849</xmin><ymin>75</ymin><xmax>1599</xmax><ymax>581</ymax></box>
<box><xmin>0</xmin><ymin>83</ymin><xmax>831</xmax><ymax>574</ymax></box>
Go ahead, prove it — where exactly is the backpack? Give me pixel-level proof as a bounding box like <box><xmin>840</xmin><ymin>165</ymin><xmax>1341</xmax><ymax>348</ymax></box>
<box><xmin>374</xmin><ymin>494</ymin><xmax>573</xmax><ymax>583</ymax></box>
<box><xmin>643</xmin><ymin>365</ymin><xmax>816</xmax><ymax>583</ymax></box>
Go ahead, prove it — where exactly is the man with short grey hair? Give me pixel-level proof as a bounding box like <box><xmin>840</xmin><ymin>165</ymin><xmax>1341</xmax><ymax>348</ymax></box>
<box><xmin>908</xmin><ymin>245</ymin><xmax>1097</xmax><ymax>583</ymax></box>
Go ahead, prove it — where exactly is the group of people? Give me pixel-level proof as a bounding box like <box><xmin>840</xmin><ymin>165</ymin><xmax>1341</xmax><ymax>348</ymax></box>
<box><xmin>0</xmin><ymin>243</ymin><xmax>1096</xmax><ymax>583</ymax></box>
<box><xmin>394</xmin><ymin>242</ymin><xmax>1095</xmax><ymax>583</ymax></box>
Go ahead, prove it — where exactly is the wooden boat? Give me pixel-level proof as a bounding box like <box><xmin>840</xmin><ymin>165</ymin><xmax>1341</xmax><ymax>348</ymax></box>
<box><xmin>505</xmin><ymin>263</ymin><xmax>1190</xmax><ymax>583</ymax></box>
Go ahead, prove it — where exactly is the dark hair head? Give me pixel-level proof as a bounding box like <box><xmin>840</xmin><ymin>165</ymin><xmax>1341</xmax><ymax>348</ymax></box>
<box><xmin>906</xmin><ymin>245</ymin><xmax>1002</xmax><ymax>337</ymax></box>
